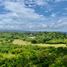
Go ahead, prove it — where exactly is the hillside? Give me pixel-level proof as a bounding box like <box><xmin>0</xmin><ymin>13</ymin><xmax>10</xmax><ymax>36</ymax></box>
<box><xmin>0</xmin><ymin>32</ymin><xmax>67</xmax><ymax>67</ymax></box>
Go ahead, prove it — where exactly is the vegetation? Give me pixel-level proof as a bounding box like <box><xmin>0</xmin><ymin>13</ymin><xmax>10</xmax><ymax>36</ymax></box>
<box><xmin>0</xmin><ymin>32</ymin><xmax>66</xmax><ymax>67</ymax></box>
<box><xmin>30</xmin><ymin>32</ymin><xmax>67</xmax><ymax>44</ymax></box>
<box><xmin>0</xmin><ymin>43</ymin><xmax>67</xmax><ymax>67</ymax></box>
<box><xmin>0</xmin><ymin>32</ymin><xmax>67</xmax><ymax>44</ymax></box>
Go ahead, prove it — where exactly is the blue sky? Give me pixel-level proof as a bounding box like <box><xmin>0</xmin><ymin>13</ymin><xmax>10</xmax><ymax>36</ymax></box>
<box><xmin>0</xmin><ymin>0</ymin><xmax>67</xmax><ymax>32</ymax></box>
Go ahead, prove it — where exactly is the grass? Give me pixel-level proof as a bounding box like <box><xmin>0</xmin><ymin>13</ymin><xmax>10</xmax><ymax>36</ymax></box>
<box><xmin>33</xmin><ymin>44</ymin><xmax>67</xmax><ymax>48</ymax></box>
<box><xmin>12</xmin><ymin>39</ymin><xmax>31</xmax><ymax>45</ymax></box>
<box><xmin>0</xmin><ymin>53</ymin><xmax>16</xmax><ymax>59</ymax></box>
<box><xmin>12</xmin><ymin>39</ymin><xmax>67</xmax><ymax>48</ymax></box>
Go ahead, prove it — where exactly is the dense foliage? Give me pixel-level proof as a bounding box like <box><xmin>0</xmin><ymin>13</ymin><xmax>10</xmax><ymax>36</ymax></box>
<box><xmin>0</xmin><ymin>32</ymin><xmax>67</xmax><ymax>67</ymax></box>
<box><xmin>0</xmin><ymin>43</ymin><xmax>67</xmax><ymax>67</ymax></box>
<box><xmin>0</xmin><ymin>32</ymin><xmax>67</xmax><ymax>44</ymax></box>
<box><xmin>30</xmin><ymin>32</ymin><xmax>67</xmax><ymax>44</ymax></box>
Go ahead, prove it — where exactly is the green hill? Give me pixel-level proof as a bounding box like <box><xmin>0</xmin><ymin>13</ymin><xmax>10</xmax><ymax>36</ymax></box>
<box><xmin>0</xmin><ymin>32</ymin><xmax>67</xmax><ymax>67</ymax></box>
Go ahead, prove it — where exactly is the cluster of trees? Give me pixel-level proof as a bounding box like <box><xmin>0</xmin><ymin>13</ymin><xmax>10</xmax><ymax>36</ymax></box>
<box><xmin>0</xmin><ymin>32</ymin><xmax>67</xmax><ymax>44</ymax></box>
<box><xmin>30</xmin><ymin>32</ymin><xmax>67</xmax><ymax>44</ymax></box>
<box><xmin>0</xmin><ymin>43</ymin><xmax>67</xmax><ymax>67</ymax></box>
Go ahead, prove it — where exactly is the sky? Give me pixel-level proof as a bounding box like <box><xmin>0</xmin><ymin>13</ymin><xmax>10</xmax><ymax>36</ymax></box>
<box><xmin>0</xmin><ymin>0</ymin><xmax>67</xmax><ymax>32</ymax></box>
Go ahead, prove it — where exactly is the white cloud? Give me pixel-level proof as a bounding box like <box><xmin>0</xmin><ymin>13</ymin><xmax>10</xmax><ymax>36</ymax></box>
<box><xmin>0</xmin><ymin>0</ymin><xmax>50</xmax><ymax>31</ymax></box>
<box><xmin>4</xmin><ymin>1</ymin><xmax>44</xmax><ymax>19</ymax></box>
<box><xmin>0</xmin><ymin>0</ymin><xmax>67</xmax><ymax>31</ymax></box>
<box><xmin>35</xmin><ymin>0</ymin><xmax>46</xmax><ymax>6</ymax></box>
<box><xmin>49</xmin><ymin>17</ymin><xmax>67</xmax><ymax>29</ymax></box>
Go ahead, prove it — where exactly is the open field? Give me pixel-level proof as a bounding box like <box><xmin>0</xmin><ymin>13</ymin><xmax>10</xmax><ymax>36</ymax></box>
<box><xmin>12</xmin><ymin>39</ymin><xmax>31</xmax><ymax>45</ymax></box>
